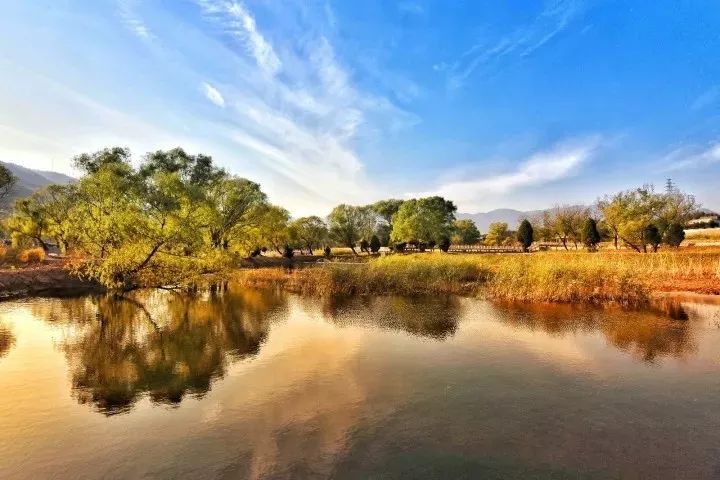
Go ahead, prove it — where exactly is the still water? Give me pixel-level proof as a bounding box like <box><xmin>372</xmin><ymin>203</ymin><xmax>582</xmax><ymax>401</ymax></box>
<box><xmin>1</xmin><ymin>287</ymin><xmax>720</xmax><ymax>479</ymax></box>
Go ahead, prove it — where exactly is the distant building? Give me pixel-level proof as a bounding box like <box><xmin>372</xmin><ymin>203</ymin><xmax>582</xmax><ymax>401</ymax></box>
<box><xmin>687</xmin><ymin>215</ymin><xmax>720</xmax><ymax>227</ymax></box>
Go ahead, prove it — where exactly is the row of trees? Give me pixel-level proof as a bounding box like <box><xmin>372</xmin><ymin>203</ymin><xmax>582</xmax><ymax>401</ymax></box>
<box><xmin>0</xmin><ymin>148</ymin><xmax>706</xmax><ymax>289</ymax></box>
<box><xmin>476</xmin><ymin>185</ymin><xmax>694</xmax><ymax>253</ymax></box>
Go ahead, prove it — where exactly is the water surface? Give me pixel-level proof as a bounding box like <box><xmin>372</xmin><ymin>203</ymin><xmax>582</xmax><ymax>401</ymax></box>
<box><xmin>1</xmin><ymin>288</ymin><xmax>719</xmax><ymax>479</ymax></box>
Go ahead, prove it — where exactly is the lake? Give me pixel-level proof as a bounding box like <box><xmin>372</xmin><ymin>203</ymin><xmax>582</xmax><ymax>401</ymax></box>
<box><xmin>1</xmin><ymin>287</ymin><xmax>720</xmax><ymax>479</ymax></box>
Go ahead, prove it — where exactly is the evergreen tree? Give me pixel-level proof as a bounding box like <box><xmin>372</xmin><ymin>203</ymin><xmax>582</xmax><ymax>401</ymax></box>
<box><xmin>369</xmin><ymin>234</ymin><xmax>381</xmax><ymax>253</ymax></box>
<box><xmin>581</xmin><ymin>218</ymin><xmax>602</xmax><ymax>251</ymax></box>
<box><xmin>517</xmin><ymin>219</ymin><xmax>534</xmax><ymax>252</ymax></box>
<box><xmin>664</xmin><ymin>223</ymin><xmax>685</xmax><ymax>247</ymax></box>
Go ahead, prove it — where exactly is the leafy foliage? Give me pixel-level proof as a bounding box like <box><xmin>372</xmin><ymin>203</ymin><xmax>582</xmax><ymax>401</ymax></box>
<box><xmin>390</xmin><ymin>196</ymin><xmax>456</xmax><ymax>244</ymax></box>
<box><xmin>664</xmin><ymin>223</ymin><xmax>685</xmax><ymax>247</ymax></box>
<box><xmin>328</xmin><ymin>204</ymin><xmax>376</xmax><ymax>254</ymax></box>
<box><xmin>452</xmin><ymin>219</ymin><xmax>481</xmax><ymax>244</ymax></box>
<box><xmin>485</xmin><ymin>222</ymin><xmax>510</xmax><ymax>246</ymax></box>
<box><xmin>581</xmin><ymin>218</ymin><xmax>602</xmax><ymax>251</ymax></box>
<box><xmin>517</xmin><ymin>219</ymin><xmax>534</xmax><ymax>252</ymax></box>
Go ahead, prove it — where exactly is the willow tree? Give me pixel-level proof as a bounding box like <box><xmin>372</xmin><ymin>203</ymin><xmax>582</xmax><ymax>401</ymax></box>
<box><xmin>328</xmin><ymin>204</ymin><xmax>376</xmax><ymax>254</ymax></box>
<box><xmin>7</xmin><ymin>185</ymin><xmax>77</xmax><ymax>252</ymax></box>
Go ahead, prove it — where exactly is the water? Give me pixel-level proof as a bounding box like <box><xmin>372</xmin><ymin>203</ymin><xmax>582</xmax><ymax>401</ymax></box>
<box><xmin>1</xmin><ymin>288</ymin><xmax>720</xmax><ymax>479</ymax></box>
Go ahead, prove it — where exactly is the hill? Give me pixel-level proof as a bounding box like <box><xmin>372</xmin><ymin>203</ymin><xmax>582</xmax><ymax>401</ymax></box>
<box><xmin>0</xmin><ymin>161</ymin><xmax>75</xmax><ymax>207</ymax></box>
<box><xmin>457</xmin><ymin>208</ymin><xmax>544</xmax><ymax>232</ymax></box>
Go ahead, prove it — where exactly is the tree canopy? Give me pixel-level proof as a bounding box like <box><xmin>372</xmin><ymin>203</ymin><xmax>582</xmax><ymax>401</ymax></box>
<box><xmin>390</xmin><ymin>196</ymin><xmax>456</xmax><ymax>244</ymax></box>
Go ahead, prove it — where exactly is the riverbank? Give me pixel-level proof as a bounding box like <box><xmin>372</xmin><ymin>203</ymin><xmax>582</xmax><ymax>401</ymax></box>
<box><xmin>235</xmin><ymin>251</ymin><xmax>720</xmax><ymax>307</ymax></box>
<box><xmin>0</xmin><ymin>265</ymin><xmax>104</xmax><ymax>300</ymax></box>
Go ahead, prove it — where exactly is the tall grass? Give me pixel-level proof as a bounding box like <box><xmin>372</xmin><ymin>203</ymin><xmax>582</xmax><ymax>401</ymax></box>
<box><xmin>236</xmin><ymin>250</ymin><xmax>720</xmax><ymax>306</ymax></box>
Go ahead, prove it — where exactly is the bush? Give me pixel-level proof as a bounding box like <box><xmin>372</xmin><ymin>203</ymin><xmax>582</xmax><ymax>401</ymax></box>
<box><xmin>664</xmin><ymin>223</ymin><xmax>685</xmax><ymax>247</ymax></box>
<box><xmin>282</xmin><ymin>245</ymin><xmax>294</xmax><ymax>259</ymax></box>
<box><xmin>394</xmin><ymin>242</ymin><xmax>407</xmax><ymax>253</ymax></box>
<box><xmin>369</xmin><ymin>235</ymin><xmax>381</xmax><ymax>253</ymax></box>
<box><xmin>18</xmin><ymin>247</ymin><xmax>46</xmax><ymax>264</ymax></box>
<box><xmin>428</xmin><ymin>240</ymin><xmax>437</xmax><ymax>251</ymax></box>
<box><xmin>324</xmin><ymin>246</ymin><xmax>332</xmax><ymax>257</ymax></box>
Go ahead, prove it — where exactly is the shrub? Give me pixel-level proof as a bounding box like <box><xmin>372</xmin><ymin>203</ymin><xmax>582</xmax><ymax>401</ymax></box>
<box><xmin>282</xmin><ymin>245</ymin><xmax>294</xmax><ymax>259</ymax></box>
<box><xmin>395</xmin><ymin>242</ymin><xmax>407</xmax><ymax>253</ymax></box>
<box><xmin>428</xmin><ymin>240</ymin><xmax>437</xmax><ymax>251</ymax></box>
<box><xmin>324</xmin><ymin>246</ymin><xmax>332</xmax><ymax>257</ymax></box>
<box><xmin>664</xmin><ymin>223</ymin><xmax>685</xmax><ymax>247</ymax></box>
<box><xmin>369</xmin><ymin>235</ymin><xmax>381</xmax><ymax>253</ymax></box>
<box><xmin>517</xmin><ymin>220</ymin><xmax>534</xmax><ymax>252</ymax></box>
<box><xmin>19</xmin><ymin>247</ymin><xmax>46</xmax><ymax>264</ymax></box>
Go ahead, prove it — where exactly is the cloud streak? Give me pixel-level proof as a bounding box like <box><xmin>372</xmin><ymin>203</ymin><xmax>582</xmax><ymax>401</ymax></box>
<box><xmin>202</xmin><ymin>82</ymin><xmax>225</xmax><ymax>107</ymax></box>
<box><xmin>444</xmin><ymin>0</ymin><xmax>584</xmax><ymax>90</ymax></box>
<box><xmin>411</xmin><ymin>136</ymin><xmax>601</xmax><ymax>211</ymax></box>
<box><xmin>662</xmin><ymin>142</ymin><xmax>720</xmax><ymax>171</ymax></box>
<box><xmin>196</xmin><ymin>0</ymin><xmax>281</xmax><ymax>75</ymax></box>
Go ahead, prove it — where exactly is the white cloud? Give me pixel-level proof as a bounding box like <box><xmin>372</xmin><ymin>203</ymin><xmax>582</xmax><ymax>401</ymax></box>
<box><xmin>410</xmin><ymin>137</ymin><xmax>601</xmax><ymax>211</ymax></box>
<box><xmin>443</xmin><ymin>0</ymin><xmax>584</xmax><ymax>90</ymax></box>
<box><xmin>202</xmin><ymin>82</ymin><xmax>225</xmax><ymax>107</ymax></box>
<box><xmin>117</xmin><ymin>0</ymin><xmax>156</xmax><ymax>42</ymax></box>
<box><xmin>196</xmin><ymin>0</ymin><xmax>281</xmax><ymax>75</ymax></box>
<box><xmin>662</xmin><ymin>142</ymin><xmax>720</xmax><ymax>171</ymax></box>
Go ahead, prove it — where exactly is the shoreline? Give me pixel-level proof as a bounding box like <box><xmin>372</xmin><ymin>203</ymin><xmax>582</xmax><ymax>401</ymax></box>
<box><xmin>0</xmin><ymin>265</ymin><xmax>105</xmax><ymax>301</ymax></box>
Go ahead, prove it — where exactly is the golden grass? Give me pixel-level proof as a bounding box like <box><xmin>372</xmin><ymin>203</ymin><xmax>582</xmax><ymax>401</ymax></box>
<box><xmin>236</xmin><ymin>250</ymin><xmax>720</xmax><ymax>306</ymax></box>
<box><xmin>684</xmin><ymin>228</ymin><xmax>720</xmax><ymax>241</ymax></box>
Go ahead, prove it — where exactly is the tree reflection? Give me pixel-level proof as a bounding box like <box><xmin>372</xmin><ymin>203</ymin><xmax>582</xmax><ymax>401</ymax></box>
<box><xmin>497</xmin><ymin>303</ymin><xmax>697</xmax><ymax>363</ymax></box>
<box><xmin>321</xmin><ymin>295</ymin><xmax>461</xmax><ymax>340</ymax></box>
<box><xmin>0</xmin><ymin>323</ymin><xmax>15</xmax><ymax>359</ymax></box>
<box><xmin>39</xmin><ymin>287</ymin><xmax>283</xmax><ymax>415</ymax></box>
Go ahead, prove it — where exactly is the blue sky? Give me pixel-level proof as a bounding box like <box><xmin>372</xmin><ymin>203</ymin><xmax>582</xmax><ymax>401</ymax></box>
<box><xmin>1</xmin><ymin>0</ymin><xmax>719</xmax><ymax>215</ymax></box>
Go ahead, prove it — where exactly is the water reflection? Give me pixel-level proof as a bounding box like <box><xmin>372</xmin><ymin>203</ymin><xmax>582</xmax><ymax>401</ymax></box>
<box><xmin>497</xmin><ymin>303</ymin><xmax>697</xmax><ymax>363</ymax></box>
<box><xmin>0</xmin><ymin>323</ymin><xmax>14</xmax><ymax>358</ymax></box>
<box><xmin>321</xmin><ymin>295</ymin><xmax>461</xmax><ymax>340</ymax></box>
<box><xmin>32</xmin><ymin>287</ymin><xmax>283</xmax><ymax>415</ymax></box>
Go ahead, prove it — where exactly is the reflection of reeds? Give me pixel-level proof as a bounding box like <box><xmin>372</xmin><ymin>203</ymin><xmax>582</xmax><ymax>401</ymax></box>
<box><xmin>236</xmin><ymin>251</ymin><xmax>720</xmax><ymax>306</ymax></box>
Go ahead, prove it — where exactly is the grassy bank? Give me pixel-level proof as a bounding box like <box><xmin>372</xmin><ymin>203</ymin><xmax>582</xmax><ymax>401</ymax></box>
<box><xmin>235</xmin><ymin>251</ymin><xmax>720</xmax><ymax>307</ymax></box>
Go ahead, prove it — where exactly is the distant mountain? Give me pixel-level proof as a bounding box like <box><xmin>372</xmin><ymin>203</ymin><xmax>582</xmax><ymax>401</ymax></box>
<box><xmin>458</xmin><ymin>208</ymin><xmax>544</xmax><ymax>232</ymax></box>
<box><xmin>0</xmin><ymin>161</ymin><xmax>75</xmax><ymax>207</ymax></box>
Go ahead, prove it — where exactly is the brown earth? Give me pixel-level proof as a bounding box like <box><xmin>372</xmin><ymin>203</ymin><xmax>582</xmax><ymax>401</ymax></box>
<box><xmin>0</xmin><ymin>264</ymin><xmax>104</xmax><ymax>301</ymax></box>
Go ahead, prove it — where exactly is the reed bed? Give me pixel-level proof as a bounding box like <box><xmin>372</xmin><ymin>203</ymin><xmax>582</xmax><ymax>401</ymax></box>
<box><xmin>235</xmin><ymin>250</ymin><xmax>720</xmax><ymax>306</ymax></box>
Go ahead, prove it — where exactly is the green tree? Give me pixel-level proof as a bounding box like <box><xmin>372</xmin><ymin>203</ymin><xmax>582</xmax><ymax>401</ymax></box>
<box><xmin>390</xmin><ymin>196</ymin><xmax>457</xmax><ymax>244</ymax></box>
<box><xmin>664</xmin><ymin>223</ymin><xmax>685</xmax><ymax>248</ymax></box>
<box><xmin>206</xmin><ymin>177</ymin><xmax>267</xmax><ymax>250</ymax></box>
<box><xmin>452</xmin><ymin>219</ymin><xmax>481</xmax><ymax>244</ymax></box>
<box><xmin>370</xmin><ymin>199</ymin><xmax>404</xmax><ymax>246</ymax></box>
<box><xmin>581</xmin><ymin>218</ymin><xmax>601</xmax><ymax>251</ymax></box>
<box><xmin>248</xmin><ymin>205</ymin><xmax>291</xmax><ymax>255</ymax></box>
<box><xmin>327</xmin><ymin>204</ymin><xmax>376</xmax><ymax>255</ymax></box>
<box><xmin>0</xmin><ymin>164</ymin><xmax>16</xmax><ymax>203</ymax></box>
<box><xmin>485</xmin><ymin>222</ymin><xmax>509</xmax><ymax>246</ymax></box>
<box><xmin>289</xmin><ymin>216</ymin><xmax>328</xmax><ymax>255</ymax></box>
<box><xmin>517</xmin><ymin>219</ymin><xmax>534</xmax><ymax>252</ymax></box>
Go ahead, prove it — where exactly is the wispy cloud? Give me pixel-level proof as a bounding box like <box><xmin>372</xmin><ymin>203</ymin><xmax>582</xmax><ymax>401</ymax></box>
<box><xmin>662</xmin><ymin>142</ymin><xmax>720</xmax><ymax>171</ymax></box>
<box><xmin>202</xmin><ymin>82</ymin><xmax>225</xmax><ymax>107</ymax></box>
<box><xmin>117</xmin><ymin>0</ymin><xmax>156</xmax><ymax>42</ymax></box>
<box><xmin>443</xmin><ymin>0</ymin><xmax>584</xmax><ymax>90</ymax></box>
<box><xmin>410</xmin><ymin>136</ymin><xmax>601</xmax><ymax>211</ymax></box>
<box><xmin>691</xmin><ymin>85</ymin><xmax>720</xmax><ymax>111</ymax></box>
<box><xmin>196</xmin><ymin>0</ymin><xmax>281</xmax><ymax>75</ymax></box>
